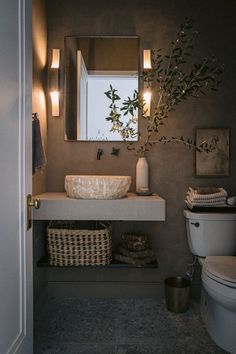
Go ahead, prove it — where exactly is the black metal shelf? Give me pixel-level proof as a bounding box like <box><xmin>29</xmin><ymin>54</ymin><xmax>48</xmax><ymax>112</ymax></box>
<box><xmin>37</xmin><ymin>255</ymin><xmax>158</xmax><ymax>269</ymax></box>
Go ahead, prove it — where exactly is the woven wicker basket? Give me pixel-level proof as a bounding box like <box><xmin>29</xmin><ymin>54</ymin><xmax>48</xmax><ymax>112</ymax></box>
<box><xmin>47</xmin><ymin>221</ymin><xmax>112</xmax><ymax>266</ymax></box>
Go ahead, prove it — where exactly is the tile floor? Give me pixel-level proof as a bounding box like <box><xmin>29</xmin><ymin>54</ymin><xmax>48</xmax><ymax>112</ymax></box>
<box><xmin>34</xmin><ymin>297</ymin><xmax>227</xmax><ymax>354</ymax></box>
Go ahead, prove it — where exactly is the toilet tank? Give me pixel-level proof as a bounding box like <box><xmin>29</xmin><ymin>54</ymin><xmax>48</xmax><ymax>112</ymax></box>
<box><xmin>184</xmin><ymin>210</ymin><xmax>236</xmax><ymax>256</ymax></box>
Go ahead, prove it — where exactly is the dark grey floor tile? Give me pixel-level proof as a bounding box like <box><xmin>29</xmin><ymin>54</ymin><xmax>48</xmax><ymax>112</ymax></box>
<box><xmin>34</xmin><ymin>341</ymin><xmax>116</xmax><ymax>354</ymax></box>
<box><xmin>34</xmin><ymin>298</ymin><xmax>116</xmax><ymax>343</ymax></box>
<box><xmin>115</xmin><ymin>299</ymin><xmax>175</xmax><ymax>343</ymax></box>
<box><xmin>34</xmin><ymin>297</ymin><xmax>227</xmax><ymax>354</ymax></box>
<box><xmin>115</xmin><ymin>342</ymin><xmax>226</xmax><ymax>354</ymax></box>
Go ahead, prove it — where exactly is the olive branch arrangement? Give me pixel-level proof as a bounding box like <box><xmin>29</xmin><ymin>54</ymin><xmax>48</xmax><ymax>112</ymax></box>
<box><xmin>104</xmin><ymin>18</ymin><xmax>224</xmax><ymax>157</ymax></box>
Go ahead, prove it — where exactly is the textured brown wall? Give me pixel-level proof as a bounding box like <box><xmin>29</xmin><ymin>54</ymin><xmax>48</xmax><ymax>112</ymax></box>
<box><xmin>44</xmin><ymin>0</ymin><xmax>236</xmax><ymax>292</ymax></box>
<box><xmin>32</xmin><ymin>0</ymin><xmax>48</xmax><ymax>195</ymax></box>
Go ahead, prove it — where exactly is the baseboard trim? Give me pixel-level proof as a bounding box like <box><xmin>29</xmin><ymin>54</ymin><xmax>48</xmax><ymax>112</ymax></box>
<box><xmin>47</xmin><ymin>281</ymin><xmax>164</xmax><ymax>298</ymax></box>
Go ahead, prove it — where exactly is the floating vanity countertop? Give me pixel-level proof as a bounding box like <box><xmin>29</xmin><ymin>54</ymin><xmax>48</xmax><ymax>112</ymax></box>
<box><xmin>33</xmin><ymin>192</ymin><xmax>165</xmax><ymax>221</ymax></box>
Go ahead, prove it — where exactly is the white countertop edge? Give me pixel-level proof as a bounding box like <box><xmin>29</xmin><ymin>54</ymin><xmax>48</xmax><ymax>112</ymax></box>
<box><xmin>33</xmin><ymin>192</ymin><xmax>165</xmax><ymax>221</ymax></box>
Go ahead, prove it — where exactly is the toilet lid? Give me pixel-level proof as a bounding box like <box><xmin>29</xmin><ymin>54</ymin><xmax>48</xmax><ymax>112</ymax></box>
<box><xmin>203</xmin><ymin>256</ymin><xmax>236</xmax><ymax>287</ymax></box>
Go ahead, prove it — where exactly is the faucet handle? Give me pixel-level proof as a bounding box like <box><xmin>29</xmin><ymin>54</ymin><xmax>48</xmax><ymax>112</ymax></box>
<box><xmin>111</xmin><ymin>147</ymin><xmax>120</xmax><ymax>156</ymax></box>
<box><xmin>97</xmin><ymin>148</ymin><xmax>104</xmax><ymax>160</ymax></box>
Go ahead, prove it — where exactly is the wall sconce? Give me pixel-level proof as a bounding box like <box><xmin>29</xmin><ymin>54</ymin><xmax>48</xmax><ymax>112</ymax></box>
<box><xmin>50</xmin><ymin>49</ymin><xmax>60</xmax><ymax>116</ymax></box>
<box><xmin>143</xmin><ymin>49</ymin><xmax>152</xmax><ymax>117</ymax></box>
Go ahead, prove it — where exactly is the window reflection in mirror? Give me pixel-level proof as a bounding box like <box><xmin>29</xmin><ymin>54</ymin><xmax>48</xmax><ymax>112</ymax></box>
<box><xmin>64</xmin><ymin>37</ymin><xmax>139</xmax><ymax>141</ymax></box>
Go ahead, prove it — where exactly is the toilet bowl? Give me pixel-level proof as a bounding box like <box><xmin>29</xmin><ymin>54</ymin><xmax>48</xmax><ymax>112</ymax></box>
<box><xmin>184</xmin><ymin>211</ymin><xmax>236</xmax><ymax>353</ymax></box>
<box><xmin>201</xmin><ymin>257</ymin><xmax>236</xmax><ymax>354</ymax></box>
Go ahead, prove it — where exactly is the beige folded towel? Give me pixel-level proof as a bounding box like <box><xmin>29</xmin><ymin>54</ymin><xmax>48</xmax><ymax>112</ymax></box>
<box><xmin>186</xmin><ymin>203</ymin><xmax>226</xmax><ymax>210</ymax></box>
<box><xmin>185</xmin><ymin>199</ymin><xmax>226</xmax><ymax>209</ymax></box>
<box><xmin>186</xmin><ymin>196</ymin><xmax>227</xmax><ymax>205</ymax></box>
<box><xmin>186</xmin><ymin>197</ymin><xmax>226</xmax><ymax>207</ymax></box>
<box><xmin>196</xmin><ymin>187</ymin><xmax>220</xmax><ymax>195</ymax></box>
<box><xmin>185</xmin><ymin>186</ymin><xmax>228</xmax><ymax>209</ymax></box>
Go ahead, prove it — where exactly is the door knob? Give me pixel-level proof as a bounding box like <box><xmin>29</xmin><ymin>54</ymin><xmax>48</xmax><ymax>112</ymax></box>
<box><xmin>27</xmin><ymin>194</ymin><xmax>40</xmax><ymax>230</ymax></box>
<box><xmin>27</xmin><ymin>195</ymin><xmax>41</xmax><ymax>209</ymax></box>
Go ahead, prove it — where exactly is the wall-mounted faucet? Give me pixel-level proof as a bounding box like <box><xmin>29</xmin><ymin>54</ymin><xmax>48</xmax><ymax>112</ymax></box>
<box><xmin>111</xmin><ymin>147</ymin><xmax>120</xmax><ymax>156</ymax></box>
<box><xmin>97</xmin><ymin>148</ymin><xmax>104</xmax><ymax>160</ymax></box>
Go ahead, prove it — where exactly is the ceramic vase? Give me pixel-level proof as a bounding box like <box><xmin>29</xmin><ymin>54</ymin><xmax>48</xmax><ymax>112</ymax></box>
<box><xmin>136</xmin><ymin>157</ymin><xmax>149</xmax><ymax>192</ymax></box>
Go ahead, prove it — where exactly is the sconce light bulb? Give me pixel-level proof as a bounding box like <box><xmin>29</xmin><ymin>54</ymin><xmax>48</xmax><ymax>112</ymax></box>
<box><xmin>143</xmin><ymin>90</ymin><xmax>152</xmax><ymax>101</ymax></box>
<box><xmin>50</xmin><ymin>91</ymin><xmax>60</xmax><ymax>116</ymax></box>
<box><xmin>143</xmin><ymin>49</ymin><xmax>152</xmax><ymax>69</ymax></box>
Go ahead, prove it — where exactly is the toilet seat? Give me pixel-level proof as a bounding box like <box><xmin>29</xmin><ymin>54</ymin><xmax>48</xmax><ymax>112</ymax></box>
<box><xmin>203</xmin><ymin>256</ymin><xmax>236</xmax><ymax>288</ymax></box>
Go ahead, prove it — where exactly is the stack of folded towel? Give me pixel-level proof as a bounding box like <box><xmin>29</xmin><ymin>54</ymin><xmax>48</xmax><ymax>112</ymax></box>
<box><xmin>114</xmin><ymin>233</ymin><xmax>157</xmax><ymax>266</ymax></box>
<box><xmin>185</xmin><ymin>187</ymin><xmax>228</xmax><ymax>209</ymax></box>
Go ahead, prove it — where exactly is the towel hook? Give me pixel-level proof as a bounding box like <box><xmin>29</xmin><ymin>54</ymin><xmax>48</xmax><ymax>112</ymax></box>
<box><xmin>32</xmin><ymin>112</ymin><xmax>38</xmax><ymax>121</ymax></box>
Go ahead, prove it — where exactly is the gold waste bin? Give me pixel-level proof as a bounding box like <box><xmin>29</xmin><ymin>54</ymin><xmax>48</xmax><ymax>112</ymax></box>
<box><xmin>165</xmin><ymin>276</ymin><xmax>191</xmax><ymax>313</ymax></box>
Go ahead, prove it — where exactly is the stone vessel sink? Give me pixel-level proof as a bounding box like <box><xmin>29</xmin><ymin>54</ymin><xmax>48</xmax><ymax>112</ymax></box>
<box><xmin>65</xmin><ymin>175</ymin><xmax>131</xmax><ymax>200</ymax></box>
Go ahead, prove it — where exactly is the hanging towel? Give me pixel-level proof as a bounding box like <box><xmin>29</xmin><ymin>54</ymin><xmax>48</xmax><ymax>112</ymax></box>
<box><xmin>32</xmin><ymin>113</ymin><xmax>47</xmax><ymax>174</ymax></box>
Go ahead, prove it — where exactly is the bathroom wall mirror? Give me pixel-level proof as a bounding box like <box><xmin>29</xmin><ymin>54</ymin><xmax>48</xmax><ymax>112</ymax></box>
<box><xmin>64</xmin><ymin>36</ymin><xmax>139</xmax><ymax>141</ymax></box>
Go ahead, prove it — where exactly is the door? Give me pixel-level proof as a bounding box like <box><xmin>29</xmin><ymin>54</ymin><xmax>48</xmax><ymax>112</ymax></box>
<box><xmin>0</xmin><ymin>0</ymin><xmax>33</xmax><ymax>353</ymax></box>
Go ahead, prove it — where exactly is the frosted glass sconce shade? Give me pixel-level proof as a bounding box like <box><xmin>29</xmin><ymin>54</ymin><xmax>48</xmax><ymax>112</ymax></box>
<box><xmin>143</xmin><ymin>50</ymin><xmax>152</xmax><ymax>116</ymax></box>
<box><xmin>50</xmin><ymin>91</ymin><xmax>60</xmax><ymax>117</ymax></box>
<box><xmin>51</xmin><ymin>49</ymin><xmax>60</xmax><ymax>69</ymax></box>
<box><xmin>143</xmin><ymin>91</ymin><xmax>152</xmax><ymax>117</ymax></box>
<box><xmin>143</xmin><ymin>49</ymin><xmax>152</xmax><ymax>69</ymax></box>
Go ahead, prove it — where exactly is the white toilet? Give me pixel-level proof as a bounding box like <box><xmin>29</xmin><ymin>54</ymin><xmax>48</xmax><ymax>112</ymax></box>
<box><xmin>184</xmin><ymin>210</ymin><xmax>236</xmax><ymax>354</ymax></box>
